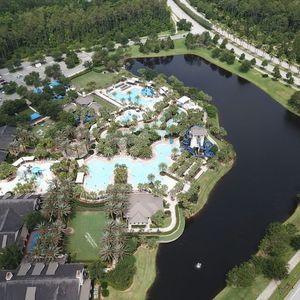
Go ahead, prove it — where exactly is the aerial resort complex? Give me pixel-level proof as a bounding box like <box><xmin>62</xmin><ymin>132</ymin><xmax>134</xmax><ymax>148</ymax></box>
<box><xmin>0</xmin><ymin>0</ymin><xmax>300</xmax><ymax>299</ymax></box>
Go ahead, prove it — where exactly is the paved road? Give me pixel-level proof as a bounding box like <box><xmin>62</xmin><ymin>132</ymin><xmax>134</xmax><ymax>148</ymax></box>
<box><xmin>285</xmin><ymin>280</ymin><xmax>300</xmax><ymax>300</ymax></box>
<box><xmin>167</xmin><ymin>0</ymin><xmax>300</xmax><ymax>86</ymax></box>
<box><xmin>256</xmin><ymin>251</ymin><xmax>300</xmax><ymax>300</ymax></box>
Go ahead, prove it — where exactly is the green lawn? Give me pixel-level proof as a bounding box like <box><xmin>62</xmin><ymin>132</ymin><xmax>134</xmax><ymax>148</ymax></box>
<box><xmin>71</xmin><ymin>71</ymin><xmax>117</xmax><ymax>90</ymax></box>
<box><xmin>215</xmin><ymin>206</ymin><xmax>300</xmax><ymax>300</ymax></box>
<box><xmin>107</xmin><ymin>247</ymin><xmax>157</xmax><ymax>300</ymax></box>
<box><xmin>67</xmin><ymin>209</ymin><xmax>107</xmax><ymax>262</ymax></box>
<box><xmin>129</xmin><ymin>39</ymin><xmax>298</xmax><ymax>117</ymax></box>
<box><xmin>93</xmin><ymin>94</ymin><xmax>118</xmax><ymax>112</ymax></box>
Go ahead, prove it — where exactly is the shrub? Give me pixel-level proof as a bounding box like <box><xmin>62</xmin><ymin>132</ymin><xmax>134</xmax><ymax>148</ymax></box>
<box><xmin>101</xmin><ymin>288</ymin><xmax>109</xmax><ymax>297</ymax></box>
<box><xmin>101</xmin><ymin>281</ymin><xmax>108</xmax><ymax>289</ymax></box>
<box><xmin>24</xmin><ymin>211</ymin><xmax>45</xmax><ymax>232</ymax></box>
<box><xmin>0</xmin><ymin>244</ymin><xmax>22</xmax><ymax>269</ymax></box>
<box><xmin>107</xmin><ymin>255</ymin><xmax>136</xmax><ymax>290</ymax></box>
<box><xmin>239</xmin><ymin>60</ymin><xmax>252</xmax><ymax>73</ymax></box>
<box><xmin>0</xmin><ymin>162</ymin><xmax>17</xmax><ymax>180</ymax></box>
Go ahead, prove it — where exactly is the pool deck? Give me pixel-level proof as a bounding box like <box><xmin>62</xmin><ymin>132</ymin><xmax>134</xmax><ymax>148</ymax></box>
<box><xmin>84</xmin><ymin>139</ymin><xmax>179</xmax><ymax>193</ymax></box>
<box><xmin>0</xmin><ymin>160</ymin><xmax>57</xmax><ymax>195</ymax></box>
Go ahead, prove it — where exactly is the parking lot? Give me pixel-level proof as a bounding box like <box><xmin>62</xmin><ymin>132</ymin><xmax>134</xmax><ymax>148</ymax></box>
<box><xmin>0</xmin><ymin>51</ymin><xmax>93</xmax><ymax>103</ymax></box>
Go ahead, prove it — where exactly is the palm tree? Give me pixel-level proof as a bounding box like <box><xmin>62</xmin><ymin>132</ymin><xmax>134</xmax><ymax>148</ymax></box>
<box><xmin>158</xmin><ymin>162</ymin><xmax>168</xmax><ymax>173</ymax></box>
<box><xmin>113</xmin><ymin>242</ymin><xmax>126</xmax><ymax>262</ymax></box>
<box><xmin>104</xmin><ymin>201</ymin><xmax>115</xmax><ymax>218</ymax></box>
<box><xmin>8</xmin><ymin>140</ymin><xmax>21</xmax><ymax>156</ymax></box>
<box><xmin>100</xmin><ymin>243</ymin><xmax>114</xmax><ymax>263</ymax></box>
<box><xmin>171</xmin><ymin>147</ymin><xmax>179</xmax><ymax>159</ymax></box>
<box><xmin>147</xmin><ymin>173</ymin><xmax>155</xmax><ymax>184</ymax></box>
<box><xmin>56</xmin><ymin>201</ymin><xmax>71</xmax><ymax>222</ymax></box>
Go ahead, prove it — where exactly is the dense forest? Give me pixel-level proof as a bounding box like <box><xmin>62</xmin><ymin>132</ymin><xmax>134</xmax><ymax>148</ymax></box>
<box><xmin>190</xmin><ymin>0</ymin><xmax>300</xmax><ymax>63</ymax></box>
<box><xmin>0</xmin><ymin>0</ymin><xmax>172</xmax><ymax>65</ymax></box>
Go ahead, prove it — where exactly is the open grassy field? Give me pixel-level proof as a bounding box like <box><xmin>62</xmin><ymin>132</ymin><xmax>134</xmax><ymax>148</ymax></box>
<box><xmin>93</xmin><ymin>94</ymin><xmax>117</xmax><ymax>112</ymax></box>
<box><xmin>67</xmin><ymin>209</ymin><xmax>107</xmax><ymax>262</ymax></box>
<box><xmin>107</xmin><ymin>247</ymin><xmax>157</xmax><ymax>300</ymax></box>
<box><xmin>71</xmin><ymin>71</ymin><xmax>117</xmax><ymax>90</ymax></box>
<box><xmin>215</xmin><ymin>206</ymin><xmax>300</xmax><ymax>300</ymax></box>
<box><xmin>129</xmin><ymin>39</ymin><xmax>298</xmax><ymax>117</ymax></box>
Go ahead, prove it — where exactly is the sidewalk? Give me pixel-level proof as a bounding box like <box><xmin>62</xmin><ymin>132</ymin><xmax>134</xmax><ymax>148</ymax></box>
<box><xmin>256</xmin><ymin>251</ymin><xmax>300</xmax><ymax>300</ymax></box>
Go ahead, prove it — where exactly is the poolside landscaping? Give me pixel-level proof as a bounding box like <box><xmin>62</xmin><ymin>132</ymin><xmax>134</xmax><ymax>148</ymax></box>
<box><xmin>67</xmin><ymin>209</ymin><xmax>108</xmax><ymax>262</ymax></box>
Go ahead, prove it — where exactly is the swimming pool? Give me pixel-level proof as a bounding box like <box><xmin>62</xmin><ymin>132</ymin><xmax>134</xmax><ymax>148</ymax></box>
<box><xmin>109</xmin><ymin>86</ymin><xmax>161</xmax><ymax>109</ymax></box>
<box><xmin>84</xmin><ymin>140</ymin><xmax>180</xmax><ymax>192</ymax></box>
<box><xmin>116</xmin><ymin>109</ymin><xmax>144</xmax><ymax>123</ymax></box>
<box><xmin>26</xmin><ymin>230</ymin><xmax>41</xmax><ymax>253</ymax></box>
<box><xmin>0</xmin><ymin>161</ymin><xmax>57</xmax><ymax>195</ymax></box>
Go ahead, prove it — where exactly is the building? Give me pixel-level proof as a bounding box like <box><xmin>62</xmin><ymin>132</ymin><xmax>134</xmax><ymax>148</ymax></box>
<box><xmin>75</xmin><ymin>95</ymin><xmax>93</xmax><ymax>106</ymax></box>
<box><xmin>0</xmin><ymin>126</ymin><xmax>16</xmax><ymax>162</ymax></box>
<box><xmin>125</xmin><ymin>193</ymin><xmax>164</xmax><ymax>229</ymax></box>
<box><xmin>159</xmin><ymin>86</ymin><xmax>169</xmax><ymax>95</ymax></box>
<box><xmin>63</xmin><ymin>103</ymin><xmax>77</xmax><ymax>113</ymax></box>
<box><xmin>189</xmin><ymin>125</ymin><xmax>208</xmax><ymax>148</ymax></box>
<box><xmin>177</xmin><ymin>96</ymin><xmax>200</xmax><ymax>111</ymax></box>
<box><xmin>0</xmin><ymin>262</ymin><xmax>91</xmax><ymax>300</ymax></box>
<box><xmin>88</xmin><ymin>102</ymin><xmax>101</xmax><ymax>115</ymax></box>
<box><xmin>0</xmin><ymin>193</ymin><xmax>41</xmax><ymax>249</ymax></box>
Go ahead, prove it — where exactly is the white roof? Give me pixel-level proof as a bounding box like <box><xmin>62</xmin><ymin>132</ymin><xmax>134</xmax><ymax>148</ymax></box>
<box><xmin>161</xmin><ymin>86</ymin><xmax>168</xmax><ymax>91</ymax></box>
<box><xmin>12</xmin><ymin>156</ymin><xmax>35</xmax><ymax>167</ymax></box>
<box><xmin>35</xmin><ymin>63</ymin><xmax>42</xmax><ymax>68</ymax></box>
<box><xmin>177</xmin><ymin>96</ymin><xmax>191</xmax><ymax>105</ymax></box>
<box><xmin>76</xmin><ymin>159</ymin><xmax>85</xmax><ymax>167</ymax></box>
<box><xmin>75</xmin><ymin>172</ymin><xmax>85</xmax><ymax>184</ymax></box>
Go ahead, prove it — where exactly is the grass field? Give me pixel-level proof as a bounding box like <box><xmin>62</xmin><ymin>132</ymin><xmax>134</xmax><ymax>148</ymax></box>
<box><xmin>215</xmin><ymin>206</ymin><xmax>300</xmax><ymax>300</ymax></box>
<box><xmin>93</xmin><ymin>94</ymin><xmax>117</xmax><ymax>112</ymax></box>
<box><xmin>71</xmin><ymin>71</ymin><xmax>117</xmax><ymax>90</ymax></box>
<box><xmin>129</xmin><ymin>39</ymin><xmax>298</xmax><ymax>117</ymax></box>
<box><xmin>67</xmin><ymin>209</ymin><xmax>107</xmax><ymax>262</ymax></box>
<box><xmin>107</xmin><ymin>247</ymin><xmax>157</xmax><ymax>300</ymax></box>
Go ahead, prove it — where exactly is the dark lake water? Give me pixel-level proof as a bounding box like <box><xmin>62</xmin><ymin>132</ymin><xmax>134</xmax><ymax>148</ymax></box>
<box><xmin>128</xmin><ymin>55</ymin><xmax>300</xmax><ymax>300</ymax></box>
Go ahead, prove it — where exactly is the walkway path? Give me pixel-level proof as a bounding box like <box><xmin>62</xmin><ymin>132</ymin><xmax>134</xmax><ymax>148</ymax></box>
<box><xmin>256</xmin><ymin>251</ymin><xmax>300</xmax><ymax>300</ymax></box>
<box><xmin>167</xmin><ymin>0</ymin><xmax>300</xmax><ymax>87</ymax></box>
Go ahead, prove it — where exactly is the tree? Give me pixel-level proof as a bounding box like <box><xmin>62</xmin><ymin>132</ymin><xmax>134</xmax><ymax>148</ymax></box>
<box><xmin>220</xmin><ymin>38</ymin><xmax>228</xmax><ymax>49</ymax></box>
<box><xmin>0</xmin><ymin>162</ymin><xmax>17</xmax><ymax>179</ymax></box>
<box><xmin>212</xmin><ymin>34</ymin><xmax>219</xmax><ymax>44</ymax></box>
<box><xmin>3</xmin><ymin>81</ymin><xmax>17</xmax><ymax>95</ymax></box>
<box><xmin>147</xmin><ymin>173</ymin><xmax>155</xmax><ymax>184</ymax></box>
<box><xmin>250</xmin><ymin>58</ymin><xmax>256</xmax><ymax>66</ymax></box>
<box><xmin>239</xmin><ymin>60</ymin><xmax>252</xmax><ymax>73</ymax></box>
<box><xmin>227</xmin><ymin>262</ymin><xmax>256</xmax><ymax>287</ymax></box>
<box><xmin>177</xmin><ymin>19</ymin><xmax>192</xmax><ymax>31</ymax></box>
<box><xmin>272</xmin><ymin>66</ymin><xmax>281</xmax><ymax>80</ymax></box>
<box><xmin>239</xmin><ymin>53</ymin><xmax>245</xmax><ymax>60</ymax></box>
<box><xmin>261</xmin><ymin>60</ymin><xmax>268</xmax><ymax>68</ymax></box>
<box><xmin>159</xmin><ymin>162</ymin><xmax>168</xmax><ymax>173</ymax></box>
<box><xmin>262</xmin><ymin>257</ymin><xmax>288</xmax><ymax>280</ymax></box>
<box><xmin>65</xmin><ymin>51</ymin><xmax>79</xmax><ymax>69</ymax></box>
<box><xmin>290</xmin><ymin>235</ymin><xmax>300</xmax><ymax>250</ymax></box>
<box><xmin>24</xmin><ymin>211</ymin><xmax>45</xmax><ymax>232</ymax></box>
<box><xmin>151</xmin><ymin>210</ymin><xmax>165</xmax><ymax>227</ymax></box>
<box><xmin>288</xmin><ymin>91</ymin><xmax>300</xmax><ymax>112</ymax></box>
<box><xmin>51</xmin><ymin>49</ymin><xmax>63</xmax><ymax>62</ymax></box>
<box><xmin>0</xmin><ymin>244</ymin><xmax>22</xmax><ymax>269</ymax></box>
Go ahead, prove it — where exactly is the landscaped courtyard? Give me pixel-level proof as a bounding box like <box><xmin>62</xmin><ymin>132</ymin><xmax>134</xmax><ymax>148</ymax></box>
<box><xmin>67</xmin><ymin>209</ymin><xmax>108</xmax><ymax>261</ymax></box>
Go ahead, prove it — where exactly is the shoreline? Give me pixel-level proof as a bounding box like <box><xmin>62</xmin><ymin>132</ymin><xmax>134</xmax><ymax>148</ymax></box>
<box><xmin>127</xmin><ymin>39</ymin><xmax>299</xmax><ymax>117</ymax></box>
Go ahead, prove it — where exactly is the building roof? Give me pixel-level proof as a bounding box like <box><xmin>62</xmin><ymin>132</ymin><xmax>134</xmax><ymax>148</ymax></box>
<box><xmin>125</xmin><ymin>193</ymin><xmax>164</xmax><ymax>225</ymax></box>
<box><xmin>75</xmin><ymin>95</ymin><xmax>93</xmax><ymax>106</ymax></box>
<box><xmin>88</xmin><ymin>102</ymin><xmax>101</xmax><ymax>114</ymax></box>
<box><xmin>177</xmin><ymin>96</ymin><xmax>191</xmax><ymax>105</ymax></box>
<box><xmin>0</xmin><ymin>263</ymin><xmax>91</xmax><ymax>300</ymax></box>
<box><xmin>190</xmin><ymin>125</ymin><xmax>207</xmax><ymax>137</ymax></box>
<box><xmin>0</xmin><ymin>194</ymin><xmax>39</xmax><ymax>249</ymax></box>
<box><xmin>0</xmin><ymin>126</ymin><xmax>16</xmax><ymax>161</ymax></box>
<box><xmin>63</xmin><ymin>103</ymin><xmax>77</xmax><ymax>113</ymax></box>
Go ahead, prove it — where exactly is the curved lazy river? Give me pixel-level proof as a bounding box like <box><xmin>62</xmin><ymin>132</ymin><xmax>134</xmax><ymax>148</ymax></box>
<box><xmin>128</xmin><ymin>55</ymin><xmax>300</xmax><ymax>300</ymax></box>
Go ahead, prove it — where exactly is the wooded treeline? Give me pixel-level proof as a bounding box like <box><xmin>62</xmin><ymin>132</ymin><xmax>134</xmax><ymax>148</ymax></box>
<box><xmin>190</xmin><ymin>0</ymin><xmax>300</xmax><ymax>63</ymax></box>
<box><xmin>0</xmin><ymin>0</ymin><xmax>172</xmax><ymax>65</ymax></box>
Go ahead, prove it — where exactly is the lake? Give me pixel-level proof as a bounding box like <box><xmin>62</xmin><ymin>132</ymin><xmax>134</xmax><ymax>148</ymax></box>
<box><xmin>128</xmin><ymin>55</ymin><xmax>300</xmax><ymax>300</ymax></box>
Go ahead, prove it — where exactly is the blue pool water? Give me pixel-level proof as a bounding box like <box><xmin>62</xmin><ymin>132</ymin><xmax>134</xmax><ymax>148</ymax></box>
<box><xmin>27</xmin><ymin>231</ymin><xmax>41</xmax><ymax>253</ymax></box>
<box><xmin>116</xmin><ymin>109</ymin><xmax>143</xmax><ymax>123</ymax></box>
<box><xmin>84</xmin><ymin>141</ymin><xmax>179</xmax><ymax>191</ymax></box>
<box><xmin>109</xmin><ymin>86</ymin><xmax>159</xmax><ymax>109</ymax></box>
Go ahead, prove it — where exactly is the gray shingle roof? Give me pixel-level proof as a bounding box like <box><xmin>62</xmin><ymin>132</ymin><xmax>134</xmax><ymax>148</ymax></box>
<box><xmin>0</xmin><ymin>263</ymin><xmax>90</xmax><ymax>300</ymax></box>
<box><xmin>75</xmin><ymin>95</ymin><xmax>93</xmax><ymax>106</ymax></box>
<box><xmin>0</xmin><ymin>194</ymin><xmax>39</xmax><ymax>249</ymax></box>
<box><xmin>63</xmin><ymin>103</ymin><xmax>77</xmax><ymax>113</ymax></box>
<box><xmin>125</xmin><ymin>193</ymin><xmax>164</xmax><ymax>225</ymax></box>
<box><xmin>190</xmin><ymin>125</ymin><xmax>207</xmax><ymax>137</ymax></box>
<box><xmin>0</xmin><ymin>126</ymin><xmax>16</xmax><ymax>162</ymax></box>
